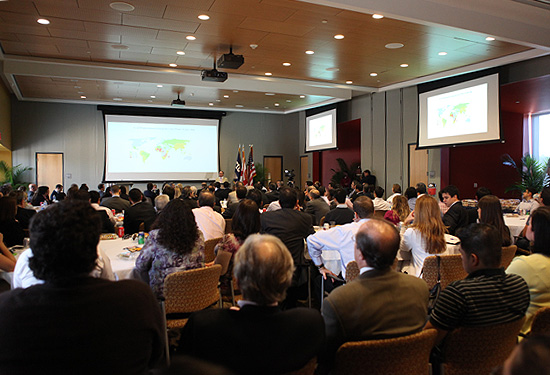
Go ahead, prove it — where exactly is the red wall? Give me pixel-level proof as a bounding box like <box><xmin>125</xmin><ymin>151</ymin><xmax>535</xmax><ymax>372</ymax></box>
<box><xmin>312</xmin><ymin>119</ymin><xmax>361</xmax><ymax>186</ymax></box>
<box><xmin>442</xmin><ymin>111</ymin><xmax>524</xmax><ymax>199</ymax></box>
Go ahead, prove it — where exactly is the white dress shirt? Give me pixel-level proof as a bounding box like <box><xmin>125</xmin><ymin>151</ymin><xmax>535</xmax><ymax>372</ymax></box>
<box><xmin>373</xmin><ymin>197</ymin><xmax>391</xmax><ymax>211</ymax></box>
<box><xmin>92</xmin><ymin>202</ymin><xmax>116</xmax><ymax>224</ymax></box>
<box><xmin>193</xmin><ymin>206</ymin><xmax>226</xmax><ymax>241</ymax></box>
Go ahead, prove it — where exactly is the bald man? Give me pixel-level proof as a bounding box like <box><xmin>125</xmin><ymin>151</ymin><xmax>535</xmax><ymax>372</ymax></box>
<box><xmin>320</xmin><ymin>219</ymin><xmax>429</xmax><ymax>372</ymax></box>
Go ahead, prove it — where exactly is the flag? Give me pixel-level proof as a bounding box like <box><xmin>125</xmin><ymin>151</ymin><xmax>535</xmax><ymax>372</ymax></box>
<box><xmin>247</xmin><ymin>145</ymin><xmax>256</xmax><ymax>185</ymax></box>
<box><xmin>241</xmin><ymin>145</ymin><xmax>248</xmax><ymax>185</ymax></box>
<box><xmin>234</xmin><ymin>145</ymin><xmax>241</xmax><ymax>181</ymax></box>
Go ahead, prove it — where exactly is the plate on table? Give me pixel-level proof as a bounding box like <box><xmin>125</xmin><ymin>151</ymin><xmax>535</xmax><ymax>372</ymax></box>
<box><xmin>100</xmin><ymin>233</ymin><xmax>119</xmax><ymax>240</ymax></box>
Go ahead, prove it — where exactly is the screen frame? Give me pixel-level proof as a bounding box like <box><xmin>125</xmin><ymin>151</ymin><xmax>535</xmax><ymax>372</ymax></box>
<box><xmin>305</xmin><ymin>108</ymin><xmax>338</xmax><ymax>152</ymax></box>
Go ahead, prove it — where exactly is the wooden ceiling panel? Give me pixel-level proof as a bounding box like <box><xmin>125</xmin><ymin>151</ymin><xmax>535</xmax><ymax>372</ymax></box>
<box><xmin>48</xmin><ymin>29</ymin><xmax>121</xmax><ymax>44</ymax></box>
<box><xmin>16</xmin><ymin>34</ymin><xmax>89</xmax><ymax>49</ymax></box>
<box><xmin>122</xmin><ymin>14</ymin><xmax>199</xmax><ymax>33</ymax></box>
<box><xmin>121</xmin><ymin>36</ymin><xmax>185</xmax><ymax>50</ymax></box>
<box><xmin>25</xmin><ymin>44</ymin><xmax>60</xmax><ymax>55</ymax></box>
<box><xmin>117</xmin><ymin>51</ymin><xmax>150</xmax><ymax>63</ymax></box>
<box><xmin>0</xmin><ymin>1</ymin><xmax>40</xmax><ymax>15</ymax></box>
<box><xmin>77</xmin><ymin>0</ymin><xmax>167</xmax><ymax>18</ymax></box>
<box><xmin>209</xmin><ymin>0</ymin><xmax>297</xmax><ymax>22</ymax></box>
<box><xmin>238</xmin><ymin>17</ymin><xmax>314</xmax><ymax>37</ymax></box>
<box><xmin>0</xmin><ymin>23</ymin><xmax>50</xmax><ymax>37</ymax></box>
<box><xmin>83</xmin><ymin>22</ymin><xmax>158</xmax><ymax>39</ymax></box>
<box><xmin>163</xmin><ymin>6</ymin><xmax>230</xmax><ymax>23</ymax></box>
<box><xmin>0</xmin><ymin>32</ymin><xmax>20</xmax><ymax>42</ymax></box>
<box><xmin>163</xmin><ymin>0</ymin><xmax>215</xmax><ymax>11</ymax></box>
<box><xmin>35</xmin><ymin>5</ymin><xmax>122</xmax><ymax>24</ymax></box>
<box><xmin>0</xmin><ymin>41</ymin><xmax>30</xmax><ymax>55</ymax></box>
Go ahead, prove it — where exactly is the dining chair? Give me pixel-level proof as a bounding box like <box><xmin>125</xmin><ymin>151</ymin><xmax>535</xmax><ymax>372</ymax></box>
<box><xmin>530</xmin><ymin>307</ymin><xmax>550</xmax><ymax>336</ymax></box>
<box><xmin>204</xmin><ymin>237</ymin><xmax>223</xmax><ymax>263</ymax></box>
<box><xmin>422</xmin><ymin>254</ymin><xmax>467</xmax><ymax>290</ymax></box>
<box><xmin>332</xmin><ymin>329</ymin><xmax>437</xmax><ymax>375</ymax></box>
<box><xmin>224</xmin><ymin>219</ymin><xmax>232</xmax><ymax>234</ymax></box>
<box><xmin>345</xmin><ymin>261</ymin><xmax>360</xmax><ymax>283</ymax></box>
<box><xmin>501</xmin><ymin>245</ymin><xmax>517</xmax><ymax>269</ymax></box>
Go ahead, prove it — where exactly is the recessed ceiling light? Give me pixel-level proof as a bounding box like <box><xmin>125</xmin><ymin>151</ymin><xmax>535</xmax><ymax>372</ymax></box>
<box><xmin>176</xmin><ymin>51</ymin><xmax>185</xmax><ymax>55</ymax></box>
<box><xmin>346</xmin><ymin>80</ymin><xmax>353</xmax><ymax>84</ymax></box>
<box><xmin>265</xmin><ymin>93</ymin><xmax>275</xmax><ymax>96</ymax></box>
<box><xmin>216</xmin><ymin>99</ymin><xmax>221</xmax><ymax>102</ymax></box>
<box><xmin>372</xmin><ymin>14</ymin><xmax>384</xmax><ymax>19</ymax></box>
<box><xmin>385</xmin><ymin>43</ymin><xmax>404</xmax><ymax>49</ymax></box>
<box><xmin>274</xmin><ymin>103</ymin><xmax>280</xmax><ymax>107</ymax></box>
<box><xmin>265</xmin><ymin>72</ymin><xmax>272</xmax><ymax>76</ymax></box>
<box><xmin>80</xmin><ymin>95</ymin><xmax>86</xmax><ymax>99</ymax></box>
<box><xmin>438</xmin><ymin>51</ymin><xmax>447</xmax><ymax>56</ymax></box>
<box><xmin>326</xmin><ymin>67</ymin><xmax>340</xmax><ymax>72</ymax></box>
<box><xmin>321</xmin><ymin>19</ymin><xmax>328</xmax><ymax>24</ymax></box>
<box><xmin>209</xmin><ymin>102</ymin><xmax>214</xmax><ymax>106</ymax></box>
<box><xmin>169</xmin><ymin>63</ymin><xmax>177</xmax><ymax>67</ymax></box>
<box><xmin>109</xmin><ymin>2</ymin><xmax>135</xmax><ymax>12</ymax></box>
<box><xmin>485</xmin><ymin>36</ymin><xmax>496</xmax><ymax>41</ymax></box>
<box><xmin>334</xmin><ymin>34</ymin><xmax>344</xmax><ymax>40</ymax></box>
<box><xmin>186</xmin><ymin>35</ymin><xmax>196</xmax><ymax>41</ymax></box>
<box><xmin>370</xmin><ymin>72</ymin><xmax>378</xmax><ymax>77</ymax></box>
<box><xmin>223</xmin><ymin>95</ymin><xmax>229</xmax><ymax>98</ymax></box>
<box><xmin>198</xmin><ymin>14</ymin><xmax>210</xmax><ymax>20</ymax></box>
<box><xmin>515</xmin><ymin>101</ymin><xmax>520</xmax><ymax>104</ymax></box>
<box><xmin>37</xmin><ymin>18</ymin><xmax>50</xmax><ymax>25</ymax></box>
<box><xmin>400</xmin><ymin>63</ymin><xmax>409</xmax><ymax>68</ymax></box>
<box><xmin>111</xmin><ymin>44</ymin><xmax>129</xmax><ymax>50</ymax></box>
<box><xmin>77</xmin><ymin>91</ymin><xmax>84</xmax><ymax>94</ymax></box>
<box><xmin>300</xmin><ymin>95</ymin><xmax>305</xmax><ymax>98</ymax></box>
<box><xmin>286</xmin><ymin>100</ymin><xmax>292</xmax><ymax>103</ymax></box>
<box><xmin>233</xmin><ymin>90</ymin><xmax>239</xmax><ymax>93</ymax></box>
<box><xmin>150</xmin><ymin>95</ymin><xmax>156</xmax><ymax>98</ymax></box>
<box><xmin>157</xmin><ymin>84</ymin><xmax>163</xmax><ymax>88</ymax></box>
<box><xmin>282</xmin><ymin>62</ymin><xmax>291</xmax><ymax>66</ymax></box>
<box><xmin>249</xmin><ymin>44</ymin><xmax>258</xmax><ymax>49</ymax></box>
<box><xmin>74</xmin><ymin>86</ymin><xmax>81</xmax><ymax>89</ymax></box>
<box><xmin>113</xmin><ymin>98</ymin><xmax>123</xmax><ymax>101</ymax></box>
<box><xmin>305</xmin><ymin>50</ymin><xmax>315</xmax><ymax>55</ymax></box>
<box><xmin>236</xmin><ymin>104</ymin><xmax>244</xmax><ymax>108</ymax></box>
<box><xmin>264</xmin><ymin>106</ymin><xmax>269</xmax><ymax>109</ymax></box>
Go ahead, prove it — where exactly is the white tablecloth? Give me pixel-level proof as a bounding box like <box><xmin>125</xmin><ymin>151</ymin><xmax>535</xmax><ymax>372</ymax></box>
<box><xmin>504</xmin><ymin>215</ymin><xmax>528</xmax><ymax>239</ymax></box>
<box><xmin>98</xmin><ymin>238</ymin><xmax>139</xmax><ymax>280</ymax></box>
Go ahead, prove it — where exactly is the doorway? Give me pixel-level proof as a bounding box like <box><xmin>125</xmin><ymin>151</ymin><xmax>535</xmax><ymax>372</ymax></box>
<box><xmin>408</xmin><ymin>144</ymin><xmax>428</xmax><ymax>187</ymax></box>
<box><xmin>263</xmin><ymin>156</ymin><xmax>283</xmax><ymax>184</ymax></box>
<box><xmin>36</xmin><ymin>153</ymin><xmax>64</xmax><ymax>190</ymax></box>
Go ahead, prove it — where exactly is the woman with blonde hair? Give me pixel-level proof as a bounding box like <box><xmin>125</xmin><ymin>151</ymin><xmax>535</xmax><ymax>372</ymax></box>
<box><xmin>398</xmin><ymin>195</ymin><xmax>459</xmax><ymax>276</ymax></box>
<box><xmin>384</xmin><ymin>195</ymin><xmax>410</xmax><ymax>226</ymax></box>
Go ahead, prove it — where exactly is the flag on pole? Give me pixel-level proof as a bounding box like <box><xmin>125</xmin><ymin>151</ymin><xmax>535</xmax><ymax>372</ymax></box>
<box><xmin>247</xmin><ymin>145</ymin><xmax>256</xmax><ymax>185</ymax></box>
<box><xmin>241</xmin><ymin>145</ymin><xmax>248</xmax><ymax>185</ymax></box>
<box><xmin>234</xmin><ymin>145</ymin><xmax>242</xmax><ymax>181</ymax></box>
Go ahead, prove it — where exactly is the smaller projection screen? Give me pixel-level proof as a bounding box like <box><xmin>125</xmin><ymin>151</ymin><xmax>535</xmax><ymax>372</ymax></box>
<box><xmin>306</xmin><ymin>108</ymin><xmax>337</xmax><ymax>152</ymax></box>
<box><xmin>418</xmin><ymin>73</ymin><xmax>500</xmax><ymax>149</ymax></box>
<box><xmin>104</xmin><ymin>114</ymin><xmax>219</xmax><ymax>181</ymax></box>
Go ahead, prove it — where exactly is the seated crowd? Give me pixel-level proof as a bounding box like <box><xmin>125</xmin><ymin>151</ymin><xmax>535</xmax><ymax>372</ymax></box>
<box><xmin>0</xmin><ymin>174</ymin><xmax>550</xmax><ymax>374</ymax></box>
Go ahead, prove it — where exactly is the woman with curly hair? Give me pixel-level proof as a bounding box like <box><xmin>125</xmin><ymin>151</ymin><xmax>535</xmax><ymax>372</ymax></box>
<box><xmin>398</xmin><ymin>195</ymin><xmax>459</xmax><ymax>276</ymax></box>
<box><xmin>213</xmin><ymin>199</ymin><xmax>260</xmax><ymax>293</ymax></box>
<box><xmin>478</xmin><ymin>195</ymin><xmax>512</xmax><ymax>247</ymax></box>
<box><xmin>384</xmin><ymin>195</ymin><xmax>410</xmax><ymax>226</ymax></box>
<box><xmin>135</xmin><ymin>199</ymin><xmax>204</xmax><ymax>299</ymax></box>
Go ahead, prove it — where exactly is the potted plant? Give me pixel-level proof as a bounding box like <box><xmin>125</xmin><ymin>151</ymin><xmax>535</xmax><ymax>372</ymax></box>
<box><xmin>0</xmin><ymin>161</ymin><xmax>32</xmax><ymax>190</ymax></box>
<box><xmin>330</xmin><ymin>158</ymin><xmax>361</xmax><ymax>189</ymax></box>
<box><xmin>501</xmin><ymin>153</ymin><xmax>550</xmax><ymax>193</ymax></box>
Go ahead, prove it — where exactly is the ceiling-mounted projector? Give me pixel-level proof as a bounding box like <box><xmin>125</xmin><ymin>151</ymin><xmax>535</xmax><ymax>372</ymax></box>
<box><xmin>201</xmin><ymin>68</ymin><xmax>228</xmax><ymax>82</ymax></box>
<box><xmin>217</xmin><ymin>47</ymin><xmax>244</xmax><ymax>69</ymax></box>
<box><xmin>171</xmin><ymin>93</ymin><xmax>185</xmax><ymax>107</ymax></box>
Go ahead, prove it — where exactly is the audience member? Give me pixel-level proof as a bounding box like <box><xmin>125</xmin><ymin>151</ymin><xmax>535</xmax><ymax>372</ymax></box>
<box><xmin>478</xmin><ymin>195</ymin><xmax>512</xmax><ymax>246</ymax></box>
<box><xmin>405</xmin><ymin>186</ymin><xmax>417</xmax><ymax>211</ymax></box>
<box><xmin>386</xmin><ymin>183</ymin><xmax>402</xmax><ymax>206</ymax></box>
<box><xmin>11</xmin><ymin>190</ymin><xmax>36</xmax><ymax>230</ymax></box>
<box><xmin>0</xmin><ymin>196</ymin><xmax>25</xmax><ymax>247</ymax></box>
<box><xmin>181</xmin><ymin>234</ymin><xmax>324</xmax><ymax>375</ymax></box>
<box><xmin>373</xmin><ymin>186</ymin><xmax>391</xmax><ymax>211</ymax></box>
<box><xmin>223</xmin><ymin>185</ymin><xmax>246</xmax><ymax>219</ymax></box>
<box><xmin>416</xmin><ymin>182</ymin><xmax>427</xmax><ymax>198</ymax></box>
<box><xmin>30</xmin><ymin>185</ymin><xmax>51</xmax><ymax>206</ymax></box>
<box><xmin>227</xmin><ymin>182</ymin><xmax>243</xmax><ymax>205</ymax></box>
<box><xmin>0</xmin><ymin>184</ymin><xmax>12</xmax><ymax>197</ymax></box>
<box><xmin>162</xmin><ymin>184</ymin><xmax>175</xmax><ymax>201</ymax></box>
<box><xmin>0</xmin><ymin>200</ymin><xmax>164</xmax><ymax>373</ymax></box>
<box><xmin>384</xmin><ymin>194</ymin><xmax>410</xmax><ymax>226</ymax></box>
<box><xmin>0</xmin><ymin>233</ymin><xmax>16</xmax><ymax>272</ymax></box>
<box><xmin>320</xmin><ymin>219</ymin><xmax>429</xmax><ymax>373</ymax></box>
<box><xmin>213</xmin><ymin>199</ymin><xmax>260</xmax><ymax>293</ymax></box>
<box><xmin>304</xmin><ymin>189</ymin><xmax>330</xmax><ymax>226</ymax></box>
<box><xmin>215</xmin><ymin>181</ymin><xmax>231</xmax><ymax>201</ymax></box>
<box><xmin>517</xmin><ymin>187</ymin><xmax>540</xmax><ymax>213</ymax></box>
<box><xmin>506</xmin><ymin>206</ymin><xmax>550</xmax><ymax>336</ymax></box>
<box><xmin>50</xmin><ymin>184</ymin><xmax>63</xmax><ymax>201</ymax></box>
<box><xmin>475</xmin><ymin>186</ymin><xmax>492</xmax><ymax>201</ymax></box>
<box><xmin>89</xmin><ymin>190</ymin><xmax>115</xmax><ymax>225</ymax></box>
<box><xmin>502</xmin><ymin>335</ymin><xmax>550</xmax><ymax>375</ymax></box>
<box><xmin>324</xmin><ymin>188</ymin><xmax>354</xmax><ymax>225</ymax></box>
<box><xmin>27</xmin><ymin>183</ymin><xmax>37</xmax><ymax>202</ymax></box>
<box><xmin>124</xmin><ymin>188</ymin><xmax>157</xmax><ymax>234</ymax></box>
<box><xmin>425</xmin><ymin>223</ymin><xmax>529</xmax><ymax>347</ymax></box>
<box><xmin>144</xmin><ymin>182</ymin><xmax>158</xmax><ymax>201</ymax></box>
<box><xmin>438</xmin><ymin>191</ymin><xmax>449</xmax><ymax>216</ymax></box>
<box><xmin>154</xmin><ymin>194</ymin><xmax>170</xmax><ymax>213</ymax></box>
<box><xmin>261</xmin><ymin>187</ymin><xmax>314</xmax><ymax>308</ymax></box>
<box><xmin>193</xmin><ymin>191</ymin><xmax>225</xmax><ymax>241</ymax></box>
<box><xmin>100</xmin><ymin>185</ymin><xmax>130</xmax><ymax>213</ymax></box>
<box><xmin>119</xmin><ymin>185</ymin><xmax>129</xmax><ymax>200</ymax></box>
<box><xmin>245</xmin><ymin>189</ymin><xmax>264</xmax><ymax>212</ymax></box>
<box><xmin>97</xmin><ymin>183</ymin><xmax>105</xmax><ymax>198</ymax></box>
<box><xmin>441</xmin><ymin>184</ymin><xmax>469</xmax><ymax>235</ymax></box>
<box><xmin>360</xmin><ymin>169</ymin><xmax>376</xmax><ymax>186</ymax></box>
<box><xmin>398</xmin><ymin>195</ymin><xmax>458</xmax><ymax>276</ymax></box>
<box><xmin>349</xmin><ymin>180</ymin><xmax>362</xmax><ymax>201</ymax></box>
<box><xmin>134</xmin><ymin>199</ymin><xmax>204</xmax><ymax>300</ymax></box>
<box><xmin>265</xmin><ymin>182</ymin><xmax>280</xmax><ymax>203</ymax></box>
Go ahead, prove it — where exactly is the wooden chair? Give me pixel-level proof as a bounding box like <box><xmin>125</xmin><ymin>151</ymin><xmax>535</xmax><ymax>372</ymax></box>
<box><xmin>332</xmin><ymin>329</ymin><xmax>437</xmax><ymax>375</ymax></box>
<box><xmin>373</xmin><ymin>210</ymin><xmax>388</xmax><ymax>219</ymax></box>
<box><xmin>319</xmin><ymin>216</ymin><xmax>326</xmax><ymax>226</ymax></box>
<box><xmin>441</xmin><ymin>318</ymin><xmax>524</xmax><ymax>375</ymax></box>
<box><xmin>530</xmin><ymin>307</ymin><xmax>550</xmax><ymax>336</ymax></box>
<box><xmin>345</xmin><ymin>261</ymin><xmax>360</xmax><ymax>283</ymax></box>
<box><xmin>163</xmin><ymin>265</ymin><xmax>222</xmax><ymax>329</ymax></box>
<box><xmin>501</xmin><ymin>245</ymin><xmax>517</xmax><ymax>269</ymax></box>
<box><xmin>224</xmin><ymin>219</ymin><xmax>232</xmax><ymax>234</ymax></box>
<box><xmin>422</xmin><ymin>254</ymin><xmax>467</xmax><ymax>290</ymax></box>
<box><xmin>204</xmin><ymin>237</ymin><xmax>223</xmax><ymax>263</ymax></box>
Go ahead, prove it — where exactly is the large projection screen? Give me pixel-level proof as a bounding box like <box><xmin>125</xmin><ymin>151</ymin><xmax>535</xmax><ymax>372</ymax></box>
<box><xmin>306</xmin><ymin>108</ymin><xmax>337</xmax><ymax>152</ymax></box>
<box><xmin>418</xmin><ymin>73</ymin><xmax>500</xmax><ymax>149</ymax></box>
<box><xmin>104</xmin><ymin>114</ymin><xmax>219</xmax><ymax>181</ymax></box>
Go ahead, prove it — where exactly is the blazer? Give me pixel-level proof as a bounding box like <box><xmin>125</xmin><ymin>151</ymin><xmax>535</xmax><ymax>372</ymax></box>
<box><xmin>180</xmin><ymin>304</ymin><xmax>325</xmax><ymax>375</ymax></box>
<box><xmin>442</xmin><ymin>201</ymin><xmax>469</xmax><ymax>235</ymax></box>
<box><xmin>304</xmin><ymin>198</ymin><xmax>330</xmax><ymax>226</ymax></box>
<box><xmin>100</xmin><ymin>196</ymin><xmax>131</xmax><ymax>213</ymax></box>
<box><xmin>124</xmin><ymin>201</ymin><xmax>157</xmax><ymax>234</ymax></box>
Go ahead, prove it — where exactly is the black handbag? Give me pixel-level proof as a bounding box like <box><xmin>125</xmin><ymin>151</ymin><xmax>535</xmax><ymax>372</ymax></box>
<box><xmin>427</xmin><ymin>256</ymin><xmax>441</xmax><ymax>315</ymax></box>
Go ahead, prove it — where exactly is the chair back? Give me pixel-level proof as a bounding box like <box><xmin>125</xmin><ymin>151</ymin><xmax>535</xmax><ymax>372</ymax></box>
<box><xmin>373</xmin><ymin>210</ymin><xmax>387</xmax><ymax>219</ymax></box>
<box><xmin>282</xmin><ymin>357</ymin><xmax>317</xmax><ymax>375</ymax></box>
<box><xmin>225</xmin><ymin>219</ymin><xmax>232</xmax><ymax>234</ymax></box>
<box><xmin>164</xmin><ymin>265</ymin><xmax>222</xmax><ymax>315</ymax></box>
<box><xmin>422</xmin><ymin>254</ymin><xmax>467</xmax><ymax>290</ymax></box>
<box><xmin>333</xmin><ymin>329</ymin><xmax>437</xmax><ymax>375</ymax></box>
<box><xmin>501</xmin><ymin>245</ymin><xmax>517</xmax><ymax>269</ymax></box>
<box><xmin>204</xmin><ymin>237</ymin><xmax>223</xmax><ymax>263</ymax></box>
<box><xmin>345</xmin><ymin>261</ymin><xmax>360</xmax><ymax>283</ymax></box>
<box><xmin>530</xmin><ymin>307</ymin><xmax>550</xmax><ymax>336</ymax></box>
<box><xmin>442</xmin><ymin>318</ymin><xmax>524</xmax><ymax>375</ymax></box>
<box><xmin>319</xmin><ymin>216</ymin><xmax>326</xmax><ymax>226</ymax></box>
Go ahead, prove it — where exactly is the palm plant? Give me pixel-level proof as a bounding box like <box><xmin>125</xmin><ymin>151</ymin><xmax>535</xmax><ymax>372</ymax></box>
<box><xmin>0</xmin><ymin>161</ymin><xmax>32</xmax><ymax>190</ymax></box>
<box><xmin>330</xmin><ymin>158</ymin><xmax>362</xmax><ymax>188</ymax></box>
<box><xmin>501</xmin><ymin>153</ymin><xmax>550</xmax><ymax>193</ymax></box>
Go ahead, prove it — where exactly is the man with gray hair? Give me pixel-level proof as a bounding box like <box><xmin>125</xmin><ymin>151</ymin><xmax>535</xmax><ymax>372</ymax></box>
<box><xmin>305</xmin><ymin>188</ymin><xmax>330</xmax><ymax>226</ymax></box>
<box><xmin>181</xmin><ymin>234</ymin><xmax>324</xmax><ymax>375</ymax></box>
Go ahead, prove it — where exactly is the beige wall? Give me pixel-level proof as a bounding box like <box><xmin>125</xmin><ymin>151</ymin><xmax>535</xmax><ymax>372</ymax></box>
<box><xmin>0</xmin><ymin>79</ymin><xmax>11</xmax><ymax>154</ymax></box>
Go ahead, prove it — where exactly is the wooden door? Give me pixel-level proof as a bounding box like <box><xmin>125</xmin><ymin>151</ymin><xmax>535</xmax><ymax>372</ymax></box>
<box><xmin>36</xmin><ymin>153</ymin><xmax>63</xmax><ymax>190</ymax></box>
<box><xmin>408</xmin><ymin>144</ymin><xmax>428</xmax><ymax>187</ymax></box>
<box><xmin>263</xmin><ymin>156</ymin><xmax>282</xmax><ymax>184</ymax></box>
<box><xmin>300</xmin><ymin>155</ymin><xmax>309</xmax><ymax>188</ymax></box>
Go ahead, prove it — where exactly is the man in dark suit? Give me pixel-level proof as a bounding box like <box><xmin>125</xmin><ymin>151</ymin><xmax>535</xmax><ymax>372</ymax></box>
<box><xmin>320</xmin><ymin>219</ymin><xmax>429</xmax><ymax>373</ymax></box>
<box><xmin>222</xmin><ymin>185</ymin><xmax>247</xmax><ymax>219</ymax></box>
<box><xmin>180</xmin><ymin>234</ymin><xmax>324</xmax><ymax>375</ymax></box>
<box><xmin>265</xmin><ymin>182</ymin><xmax>280</xmax><ymax>203</ymax></box>
<box><xmin>441</xmin><ymin>185</ymin><xmax>469</xmax><ymax>235</ymax></box>
<box><xmin>304</xmin><ymin>189</ymin><xmax>330</xmax><ymax>226</ymax></box>
<box><xmin>324</xmin><ymin>188</ymin><xmax>354</xmax><ymax>225</ymax></box>
<box><xmin>100</xmin><ymin>185</ymin><xmax>130</xmax><ymax>213</ymax></box>
<box><xmin>124</xmin><ymin>188</ymin><xmax>157</xmax><ymax>234</ymax></box>
<box><xmin>261</xmin><ymin>187</ymin><xmax>314</xmax><ymax>308</ymax></box>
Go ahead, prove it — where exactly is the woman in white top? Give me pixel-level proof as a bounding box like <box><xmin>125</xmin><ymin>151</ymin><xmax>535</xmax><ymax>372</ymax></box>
<box><xmin>398</xmin><ymin>195</ymin><xmax>459</xmax><ymax>276</ymax></box>
<box><xmin>506</xmin><ymin>206</ymin><xmax>550</xmax><ymax>335</ymax></box>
